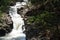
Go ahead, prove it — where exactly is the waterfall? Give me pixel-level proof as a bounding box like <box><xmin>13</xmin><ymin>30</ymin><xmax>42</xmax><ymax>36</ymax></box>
<box><xmin>0</xmin><ymin>0</ymin><xmax>28</xmax><ymax>40</ymax></box>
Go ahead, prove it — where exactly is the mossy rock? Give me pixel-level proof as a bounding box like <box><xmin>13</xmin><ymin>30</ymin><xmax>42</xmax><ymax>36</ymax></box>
<box><xmin>0</xmin><ymin>13</ymin><xmax>13</xmax><ymax>37</ymax></box>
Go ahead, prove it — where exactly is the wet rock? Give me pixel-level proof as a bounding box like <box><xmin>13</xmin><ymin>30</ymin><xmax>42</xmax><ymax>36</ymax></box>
<box><xmin>0</xmin><ymin>13</ymin><xmax>13</xmax><ymax>37</ymax></box>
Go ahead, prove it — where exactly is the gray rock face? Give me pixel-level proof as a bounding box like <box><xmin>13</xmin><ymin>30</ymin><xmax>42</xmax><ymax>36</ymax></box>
<box><xmin>0</xmin><ymin>13</ymin><xmax>13</xmax><ymax>37</ymax></box>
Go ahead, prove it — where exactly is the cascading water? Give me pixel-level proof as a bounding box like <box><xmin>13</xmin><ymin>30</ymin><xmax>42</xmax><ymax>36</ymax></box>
<box><xmin>0</xmin><ymin>0</ymin><xmax>28</xmax><ymax>40</ymax></box>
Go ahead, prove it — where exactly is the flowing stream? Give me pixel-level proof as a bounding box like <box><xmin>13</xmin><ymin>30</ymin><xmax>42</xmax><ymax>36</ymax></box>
<box><xmin>0</xmin><ymin>0</ymin><xmax>28</xmax><ymax>40</ymax></box>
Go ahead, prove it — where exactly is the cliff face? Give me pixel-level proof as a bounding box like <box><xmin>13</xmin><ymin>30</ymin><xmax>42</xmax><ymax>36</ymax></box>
<box><xmin>0</xmin><ymin>13</ymin><xmax>13</xmax><ymax>37</ymax></box>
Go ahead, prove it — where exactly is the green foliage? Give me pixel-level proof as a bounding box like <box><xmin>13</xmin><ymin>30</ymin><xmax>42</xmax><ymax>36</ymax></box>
<box><xmin>27</xmin><ymin>0</ymin><xmax>60</xmax><ymax>29</ymax></box>
<box><xmin>26</xmin><ymin>0</ymin><xmax>60</xmax><ymax>39</ymax></box>
<box><xmin>0</xmin><ymin>0</ymin><xmax>16</xmax><ymax>12</ymax></box>
<box><xmin>0</xmin><ymin>12</ymin><xmax>3</xmax><ymax>17</ymax></box>
<box><xmin>29</xmin><ymin>0</ymin><xmax>46</xmax><ymax>4</ymax></box>
<box><xmin>28</xmin><ymin>11</ymin><xmax>57</xmax><ymax>28</ymax></box>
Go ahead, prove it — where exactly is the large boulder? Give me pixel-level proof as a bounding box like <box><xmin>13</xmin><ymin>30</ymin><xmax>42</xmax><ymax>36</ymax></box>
<box><xmin>0</xmin><ymin>13</ymin><xmax>13</xmax><ymax>37</ymax></box>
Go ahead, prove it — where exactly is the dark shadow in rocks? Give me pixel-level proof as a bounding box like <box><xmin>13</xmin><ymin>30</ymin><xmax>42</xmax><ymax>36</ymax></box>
<box><xmin>0</xmin><ymin>29</ymin><xmax>6</xmax><ymax>37</ymax></box>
